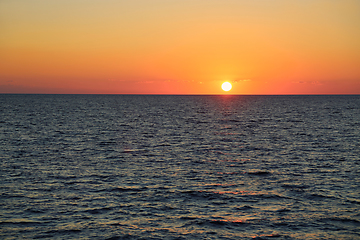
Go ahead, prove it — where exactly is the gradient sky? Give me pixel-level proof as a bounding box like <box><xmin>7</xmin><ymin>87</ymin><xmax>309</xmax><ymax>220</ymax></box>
<box><xmin>1</xmin><ymin>0</ymin><xmax>360</xmax><ymax>94</ymax></box>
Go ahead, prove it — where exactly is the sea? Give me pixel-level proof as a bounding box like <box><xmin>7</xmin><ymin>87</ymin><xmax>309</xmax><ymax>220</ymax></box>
<box><xmin>1</xmin><ymin>94</ymin><xmax>359</xmax><ymax>240</ymax></box>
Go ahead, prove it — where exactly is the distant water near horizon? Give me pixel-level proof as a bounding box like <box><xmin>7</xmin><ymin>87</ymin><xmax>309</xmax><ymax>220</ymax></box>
<box><xmin>1</xmin><ymin>94</ymin><xmax>359</xmax><ymax>239</ymax></box>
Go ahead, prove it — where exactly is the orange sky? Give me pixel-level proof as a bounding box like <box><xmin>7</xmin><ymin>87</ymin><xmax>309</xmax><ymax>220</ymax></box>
<box><xmin>1</xmin><ymin>0</ymin><xmax>359</xmax><ymax>94</ymax></box>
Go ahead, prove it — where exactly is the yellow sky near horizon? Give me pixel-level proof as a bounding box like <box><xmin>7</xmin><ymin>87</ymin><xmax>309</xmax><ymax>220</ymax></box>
<box><xmin>1</xmin><ymin>0</ymin><xmax>360</xmax><ymax>94</ymax></box>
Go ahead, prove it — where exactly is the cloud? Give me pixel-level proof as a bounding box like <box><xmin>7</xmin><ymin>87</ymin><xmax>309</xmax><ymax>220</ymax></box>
<box><xmin>292</xmin><ymin>81</ymin><xmax>323</xmax><ymax>85</ymax></box>
<box><xmin>234</xmin><ymin>79</ymin><xmax>252</xmax><ymax>83</ymax></box>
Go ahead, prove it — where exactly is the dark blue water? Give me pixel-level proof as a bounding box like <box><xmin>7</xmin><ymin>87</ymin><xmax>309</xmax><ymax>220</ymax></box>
<box><xmin>1</xmin><ymin>94</ymin><xmax>359</xmax><ymax>239</ymax></box>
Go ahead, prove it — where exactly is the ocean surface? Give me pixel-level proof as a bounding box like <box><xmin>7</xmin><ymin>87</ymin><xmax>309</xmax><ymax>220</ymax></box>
<box><xmin>1</xmin><ymin>94</ymin><xmax>359</xmax><ymax>239</ymax></box>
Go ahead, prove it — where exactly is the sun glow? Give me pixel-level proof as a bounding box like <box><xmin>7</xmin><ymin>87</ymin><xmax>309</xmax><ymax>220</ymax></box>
<box><xmin>221</xmin><ymin>82</ymin><xmax>232</xmax><ymax>92</ymax></box>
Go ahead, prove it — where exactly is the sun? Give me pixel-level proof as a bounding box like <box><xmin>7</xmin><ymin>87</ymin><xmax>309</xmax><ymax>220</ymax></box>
<box><xmin>221</xmin><ymin>82</ymin><xmax>232</xmax><ymax>91</ymax></box>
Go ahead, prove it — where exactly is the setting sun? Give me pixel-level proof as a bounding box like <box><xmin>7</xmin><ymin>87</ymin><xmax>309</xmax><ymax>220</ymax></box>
<box><xmin>221</xmin><ymin>82</ymin><xmax>232</xmax><ymax>92</ymax></box>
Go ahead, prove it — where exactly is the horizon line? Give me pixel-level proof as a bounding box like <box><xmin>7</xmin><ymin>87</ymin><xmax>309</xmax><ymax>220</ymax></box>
<box><xmin>1</xmin><ymin>93</ymin><xmax>359</xmax><ymax>96</ymax></box>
